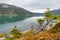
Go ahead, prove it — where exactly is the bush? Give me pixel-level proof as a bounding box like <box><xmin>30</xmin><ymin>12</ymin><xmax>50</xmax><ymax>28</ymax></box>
<box><xmin>10</xmin><ymin>26</ymin><xmax>22</xmax><ymax>38</ymax></box>
<box><xmin>6</xmin><ymin>37</ymin><xmax>13</xmax><ymax>40</ymax></box>
<box><xmin>38</xmin><ymin>19</ymin><xmax>44</xmax><ymax>24</ymax></box>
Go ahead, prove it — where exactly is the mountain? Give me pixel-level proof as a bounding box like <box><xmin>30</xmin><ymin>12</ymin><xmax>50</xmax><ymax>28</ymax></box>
<box><xmin>0</xmin><ymin>3</ymin><xmax>33</xmax><ymax>15</ymax></box>
<box><xmin>33</xmin><ymin>13</ymin><xmax>44</xmax><ymax>16</ymax></box>
<box><xmin>52</xmin><ymin>9</ymin><xmax>60</xmax><ymax>15</ymax></box>
<box><xmin>0</xmin><ymin>3</ymin><xmax>34</xmax><ymax>24</ymax></box>
<box><xmin>33</xmin><ymin>9</ymin><xmax>60</xmax><ymax>16</ymax></box>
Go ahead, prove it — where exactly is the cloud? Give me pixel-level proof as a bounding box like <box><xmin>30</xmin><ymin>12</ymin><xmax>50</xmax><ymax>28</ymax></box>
<box><xmin>23</xmin><ymin>0</ymin><xmax>60</xmax><ymax>9</ymax></box>
<box><xmin>0</xmin><ymin>0</ymin><xmax>60</xmax><ymax>12</ymax></box>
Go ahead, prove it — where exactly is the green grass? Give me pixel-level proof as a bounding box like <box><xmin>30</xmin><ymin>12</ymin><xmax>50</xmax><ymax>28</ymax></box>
<box><xmin>55</xmin><ymin>15</ymin><xmax>60</xmax><ymax>20</ymax></box>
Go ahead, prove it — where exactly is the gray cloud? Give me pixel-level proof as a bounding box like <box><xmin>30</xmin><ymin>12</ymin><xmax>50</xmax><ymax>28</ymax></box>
<box><xmin>0</xmin><ymin>0</ymin><xmax>60</xmax><ymax>12</ymax></box>
<box><xmin>23</xmin><ymin>0</ymin><xmax>60</xmax><ymax>9</ymax></box>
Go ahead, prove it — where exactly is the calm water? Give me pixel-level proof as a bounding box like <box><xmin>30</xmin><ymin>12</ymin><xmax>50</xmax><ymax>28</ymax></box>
<box><xmin>0</xmin><ymin>16</ymin><xmax>44</xmax><ymax>34</ymax></box>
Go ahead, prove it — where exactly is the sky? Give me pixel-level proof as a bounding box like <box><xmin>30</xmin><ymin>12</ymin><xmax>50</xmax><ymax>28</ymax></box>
<box><xmin>0</xmin><ymin>0</ymin><xmax>60</xmax><ymax>13</ymax></box>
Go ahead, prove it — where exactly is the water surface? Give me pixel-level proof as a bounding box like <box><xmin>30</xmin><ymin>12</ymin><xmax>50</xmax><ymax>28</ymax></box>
<box><xmin>0</xmin><ymin>16</ymin><xmax>44</xmax><ymax>33</ymax></box>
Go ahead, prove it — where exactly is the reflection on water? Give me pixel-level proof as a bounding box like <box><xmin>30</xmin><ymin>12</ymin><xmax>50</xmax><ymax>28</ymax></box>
<box><xmin>0</xmin><ymin>16</ymin><xmax>44</xmax><ymax>34</ymax></box>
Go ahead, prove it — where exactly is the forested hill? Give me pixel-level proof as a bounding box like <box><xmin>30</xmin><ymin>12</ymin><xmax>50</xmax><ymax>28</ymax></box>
<box><xmin>0</xmin><ymin>3</ymin><xmax>34</xmax><ymax>24</ymax></box>
<box><xmin>52</xmin><ymin>9</ymin><xmax>60</xmax><ymax>15</ymax></box>
<box><xmin>0</xmin><ymin>3</ymin><xmax>33</xmax><ymax>16</ymax></box>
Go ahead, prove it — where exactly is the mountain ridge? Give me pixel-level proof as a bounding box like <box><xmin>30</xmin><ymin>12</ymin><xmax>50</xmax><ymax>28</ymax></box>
<box><xmin>0</xmin><ymin>3</ymin><xmax>34</xmax><ymax>24</ymax></box>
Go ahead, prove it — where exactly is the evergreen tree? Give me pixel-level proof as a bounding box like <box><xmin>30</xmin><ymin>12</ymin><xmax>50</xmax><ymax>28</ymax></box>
<box><xmin>45</xmin><ymin>8</ymin><xmax>53</xmax><ymax>20</ymax></box>
<box><xmin>10</xmin><ymin>26</ymin><xmax>22</xmax><ymax>38</ymax></box>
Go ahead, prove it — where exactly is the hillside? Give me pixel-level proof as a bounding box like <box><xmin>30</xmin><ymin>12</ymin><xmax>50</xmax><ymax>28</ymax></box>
<box><xmin>48</xmin><ymin>22</ymin><xmax>60</xmax><ymax>33</ymax></box>
<box><xmin>52</xmin><ymin>9</ymin><xmax>60</xmax><ymax>15</ymax></box>
<box><xmin>0</xmin><ymin>3</ymin><xmax>34</xmax><ymax>24</ymax></box>
<box><xmin>0</xmin><ymin>3</ymin><xmax>32</xmax><ymax>15</ymax></box>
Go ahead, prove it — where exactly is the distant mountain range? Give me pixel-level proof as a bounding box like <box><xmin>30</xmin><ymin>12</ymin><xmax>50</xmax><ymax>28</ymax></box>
<box><xmin>33</xmin><ymin>9</ymin><xmax>60</xmax><ymax>16</ymax></box>
<box><xmin>0</xmin><ymin>3</ymin><xmax>60</xmax><ymax>24</ymax></box>
<box><xmin>52</xmin><ymin>9</ymin><xmax>60</xmax><ymax>15</ymax></box>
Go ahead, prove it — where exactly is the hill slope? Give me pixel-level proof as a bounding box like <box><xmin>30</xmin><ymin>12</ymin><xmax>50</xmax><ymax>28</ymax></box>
<box><xmin>52</xmin><ymin>9</ymin><xmax>60</xmax><ymax>15</ymax></box>
<box><xmin>0</xmin><ymin>3</ymin><xmax>33</xmax><ymax>24</ymax></box>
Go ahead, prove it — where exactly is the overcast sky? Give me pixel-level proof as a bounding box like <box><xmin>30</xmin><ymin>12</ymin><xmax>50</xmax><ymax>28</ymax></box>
<box><xmin>0</xmin><ymin>0</ymin><xmax>60</xmax><ymax>13</ymax></box>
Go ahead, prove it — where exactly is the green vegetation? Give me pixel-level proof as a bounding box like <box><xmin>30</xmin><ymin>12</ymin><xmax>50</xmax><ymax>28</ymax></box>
<box><xmin>10</xmin><ymin>26</ymin><xmax>22</xmax><ymax>38</ymax></box>
<box><xmin>45</xmin><ymin>8</ymin><xmax>54</xmax><ymax>19</ymax></box>
<box><xmin>55</xmin><ymin>15</ymin><xmax>60</xmax><ymax>20</ymax></box>
<box><xmin>48</xmin><ymin>22</ymin><xmax>60</xmax><ymax>33</ymax></box>
<box><xmin>38</xmin><ymin>19</ymin><xmax>44</xmax><ymax>24</ymax></box>
<box><xmin>6</xmin><ymin>37</ymin><xmax>13</xmax><ymax>40</ymax></box>
<box><xmin>45</xmin><ymin>8</ymin><xmax>60</xmax><ymax>20</ymax></box>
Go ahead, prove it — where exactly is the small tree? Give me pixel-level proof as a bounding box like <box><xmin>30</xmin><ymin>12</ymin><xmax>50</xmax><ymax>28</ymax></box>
<box><xmin>45</xmin><ymin>8</ymin><xmax>53</xmax><ymax>20</ymax></box>
<box><xmin>38</xmin><ymin>19</ymin><xmax>44</xmax><ymax>25</ymax></box>
<box><xmin>10</xmin><ymin>26</ymin><xmax>22</xmax><ymax>38</ymax></box>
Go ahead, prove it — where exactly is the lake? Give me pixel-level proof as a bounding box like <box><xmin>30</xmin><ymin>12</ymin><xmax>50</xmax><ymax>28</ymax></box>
<box><xmin>0</xmin><ymin>16</ymin><xmax>44</xmax><ymax>34</ymax></box>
